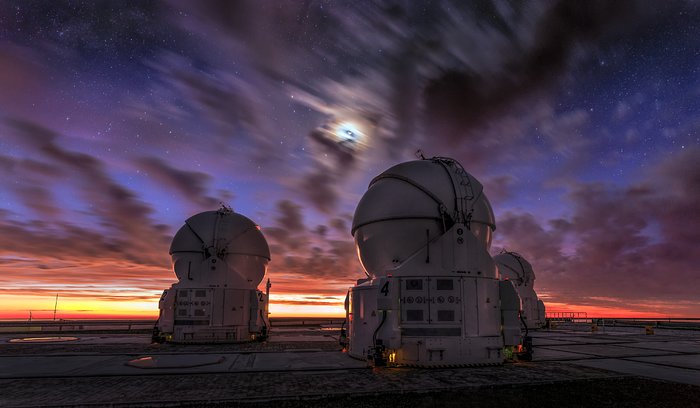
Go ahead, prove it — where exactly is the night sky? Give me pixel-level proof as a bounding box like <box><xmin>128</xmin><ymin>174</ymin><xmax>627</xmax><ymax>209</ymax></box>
<box><xmin>1</xmin><ymin>1</ymin><xmax>698</xmax><ymax>318</ymax></box>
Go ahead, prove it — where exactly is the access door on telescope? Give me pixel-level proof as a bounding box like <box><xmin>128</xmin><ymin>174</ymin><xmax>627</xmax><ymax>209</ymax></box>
<box><xmin>222</xmin><ymin>289</ymin><xmax>247</xmax><ymax>326</ymax></box>
<box><xmin>174</xmin><ymin>288</ymin><xmax>212</xmax><ymax>324</ymax></box>
<box><xmin>399</xmin><ymin>277</ymin><xmax>462</xmax><ymax>325</ymax></box>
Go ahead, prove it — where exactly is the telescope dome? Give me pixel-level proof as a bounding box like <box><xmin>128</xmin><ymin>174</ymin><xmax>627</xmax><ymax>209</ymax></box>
<box><xmin>352</xmin><ymin>156</ymin><xmax>495</xmax><ymax>278</ymax></box>
<box><xmin>170</xmin><ymin>207</ymin><xmax>270</xmax><ymax>287</ymax></box>
<box><xmin>494</xmin><ymin>251</ymin><xmax>535</xmax><ymax>288</ymax></box>
<box><xmin>494</xmin><ymin>251</ymin><xmax>546</xmax><ymax>328</ymax></box>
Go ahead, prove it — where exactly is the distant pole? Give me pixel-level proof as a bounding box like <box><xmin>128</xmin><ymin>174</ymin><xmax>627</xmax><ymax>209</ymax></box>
<box><xmin>29</xmin><ymin>311</ymin><xmax>32</xmax><ymax>322</ymax></box>
<box><xmin>53</xmin><ymin>293</ymin><xmax>59</xmax><ymax>321</ymax></box>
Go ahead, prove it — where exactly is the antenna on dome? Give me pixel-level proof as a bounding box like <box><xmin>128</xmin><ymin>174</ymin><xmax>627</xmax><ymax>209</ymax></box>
<box><xmin>219</xmin><ymin>203</ymin><xmax>233</xmax><ymax>214</ymax></box>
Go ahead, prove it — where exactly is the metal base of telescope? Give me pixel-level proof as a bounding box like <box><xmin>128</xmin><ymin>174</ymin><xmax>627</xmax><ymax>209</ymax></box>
<box><xmin>154</xmin><ymin>285</ymin><xmax>270</xmax><ymax>344</ymax></box>
<box><xmin>346</xmin><ymin>275</ymin><xmax>523</xmax><ymax>367</ymax></box>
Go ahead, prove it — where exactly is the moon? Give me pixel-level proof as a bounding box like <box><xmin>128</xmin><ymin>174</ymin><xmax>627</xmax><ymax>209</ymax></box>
<box><xmin>335</xmin><ymin>122</ymin><xmax>363</xmax><ymax>144</ymax></box>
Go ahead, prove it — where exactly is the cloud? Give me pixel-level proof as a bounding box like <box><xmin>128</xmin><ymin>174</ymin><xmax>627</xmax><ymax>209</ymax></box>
<box><xmin>482</xmin><ymin>175</ymin><xmax>517</xmax><ymax>203</ymax></box>
<box><xmin>493</xmin><ymin>147</ymin><xmax>700</xmax><ymax>312</ymax></box>
<box><xmin>136</xmin><ymin>157</ymin><xmax>219</xmax><ymax>209</ymax></box>
<box><xmin>418</xmin><ymin>1</ymin><xmax>658</xmax><ymax>170</ymax></box>
<box><xmin>164</xmin><ymin>1</ymin><xmax>562</xmax><ymax>208</ymax></box>
<box><xmin>329</xmin><ymin>218</ymin><xmax>347</xmax><ymax>233</ymax></box>
<box><xmin>142</xmin><ymin>52</ymin><xmax>280</xmax><ymax>164</ymax></box>
<box><xmin>264</xmin><ymin>200</ymin><xmax>308</xmax><ymax>252</ymax></box>
<box><xmin>298</xmin><ymin>168</ymin><xmax>342</xmax><ymax>215</ymax></box>
<box><xmin>13</xmin><ymin>185</ymin><xmax>62</xmax><ymax>217</ymax></box>
<box><xmin>261</xmin><ymin>199</ymin><xmax>362</xmax><ymax>296</ymax></box>
<box><xmin>274</xmin><ymin>200</ymin><xmax>305</xmax><ymax>232</ymax></box>
<box><xmin>0</xmin><ymin>120</ymin><xmax>173</xmax><ymax>297</ymax></box>
<box><xmin>156</xmin><ymin>1</ymin><xmax>665</xmax><ymax>216</ymax></box>
<box><xmin>0</xmin><ymin>153</ymin><xmax>66</xmax><ymax>218</ymax></box>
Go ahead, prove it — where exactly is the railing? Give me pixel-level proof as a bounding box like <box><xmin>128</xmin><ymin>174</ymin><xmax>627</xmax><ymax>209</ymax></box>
<box><xmin>546</xmin><ymin>312</ymin><xmax>588</xmax><ymax>321</ymax></box>
<box><xmin>589</xmin><ymin>318</ymin><xmax>700</xmax><ymax>330</ymax></box>
<box><xmin>0</xmin><ymin>317</ymin><xmax>346</xmax><ymax>334</ymax></box>
<box><xmin>269</xmin><ymin>318</ymin><xmax>345</xmax><ymax>327</ymax></box>
<box><xmin>0</xmin><ymin>319</ymin><xmax>157</xmax><ymax>333</ymax></box>
<box><xmin>543</xmin><ymin>315</ymin><xmax>700</xmax><ymax>331</ymax></box>
<box><xmin>4</xmin><ymin>316</ymin><xmax>696</xmax><ymax>334</ymax></box>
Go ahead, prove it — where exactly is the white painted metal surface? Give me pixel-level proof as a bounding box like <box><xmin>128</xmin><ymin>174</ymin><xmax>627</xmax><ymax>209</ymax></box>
<box><xmin>156</xmin><ymin>206</ymin><xmax>271</xmax><ymax>343</ymax></box>
<box><xmin>347</xmin><ymin>156</ymin><xmax>522</xmax><ymax>366</ymax></box>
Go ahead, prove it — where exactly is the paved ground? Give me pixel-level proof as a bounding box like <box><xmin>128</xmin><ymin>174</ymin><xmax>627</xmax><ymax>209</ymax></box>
<box><xmin>0</xmin><ymin>362</ymin><xmax>628</xmax><ymax>407</ymax></box>
<box><xmin>0</xmin><ymin>323</ymin><xmax>699</xmax><ymax>407</ymax></box>
<box><xmin>529</xmin><ymin>325</ymin><xmax>700</xmax><ymax>386</ymax></box>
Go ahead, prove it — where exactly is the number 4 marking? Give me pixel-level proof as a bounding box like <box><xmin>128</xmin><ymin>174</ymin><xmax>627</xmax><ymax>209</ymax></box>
<box><xmin>380</xmin><ymin>281</ymin><xmax>389</xmax><ymax>296</ymax></box>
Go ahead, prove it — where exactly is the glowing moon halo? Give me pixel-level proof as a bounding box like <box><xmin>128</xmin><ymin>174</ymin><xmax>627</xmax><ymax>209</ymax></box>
<box><xmin>335</xmin><ymin>122</ymin><xmax>363</xmax><ymax>144</ymax></box>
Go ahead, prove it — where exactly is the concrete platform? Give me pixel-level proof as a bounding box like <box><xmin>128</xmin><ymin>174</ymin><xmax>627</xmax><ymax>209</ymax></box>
<box><xmin>0</xmin><ymin>323</ymin><xmax>699</xmax><ymax>407</ymax></box>
<box><xmin>529</xmin><ymin>325</ymin><xmax>700</xmax><ymax>386</ymax></box>
<box><xmin>572</xmin><ymin>358</ymin><xmax>700</xmax><ymax>386</ymax></box>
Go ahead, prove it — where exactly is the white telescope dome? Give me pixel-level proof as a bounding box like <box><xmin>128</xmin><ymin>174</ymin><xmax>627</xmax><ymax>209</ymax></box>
<box><xmin>493</xmin><ymin>251</ymin><xmax>535</xmax><ymax>288</ymax></box>
<box><xmin>170</xmin><ymin>207</ymin><xmax>270</xmax><ymax>288</ymax></box>
<box><xmin>352</xmin><ymin>156</ymin><xmax>495</xmax><ymax>278</ymax></box>
<box><xmin>494</xmin><ymin>251</ymin><xmax>546</xmax><ymax>328</ymax></box>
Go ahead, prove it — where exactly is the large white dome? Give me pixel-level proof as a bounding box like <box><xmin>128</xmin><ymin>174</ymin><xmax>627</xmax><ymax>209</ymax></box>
<box><xmin>169</xmin><ymin>207</ymin><xmax>270</xmax><ymax>288</ymax></box>
<box><xmin>352</xmin><ymin>157</ymin><xmax>495</xmax><ymax>278</ymax></box>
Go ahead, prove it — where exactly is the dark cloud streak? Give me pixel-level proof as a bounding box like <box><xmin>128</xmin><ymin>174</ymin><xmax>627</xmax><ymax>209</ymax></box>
<box><xmin>137</xmin><ymin>157</ymin><xmax>219</xmax><ymax>209</ymax></box>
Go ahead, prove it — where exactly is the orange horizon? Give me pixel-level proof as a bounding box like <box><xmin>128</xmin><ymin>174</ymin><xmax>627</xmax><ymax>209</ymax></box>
<box><xmin>1</xmin><ymin>312</ymin><xmax>697</xmax><ymax>320</ymax></box>
<box><xmin>1</xmin><ymin>306</ymin><xmax>697</xmax><ymax>321</ymax></box>
<box><xmin>0</xmin><ymin>311</ymin><xmax>347</xmax><ymax>320</ymax></box>
<box><xmin>2</xmin><ymin>291</ymin><xmax>697</xmax><ymax>321</ymax></box>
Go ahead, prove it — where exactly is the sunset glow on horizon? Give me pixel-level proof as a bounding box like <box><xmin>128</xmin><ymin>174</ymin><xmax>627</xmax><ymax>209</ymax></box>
<box><xmin>1</xmin><ymin>2</ymin><xmax>699</xmax><ymax>320</ymax></box>
<box><xmin>1</xmin><ymin>291</ymin><xmax>698</xmax><ymax>321</ymax></box>
<box><xmin>0</xmin><ymin>292</ymin><xmax>349</xmax><ymax>320</ymax></box>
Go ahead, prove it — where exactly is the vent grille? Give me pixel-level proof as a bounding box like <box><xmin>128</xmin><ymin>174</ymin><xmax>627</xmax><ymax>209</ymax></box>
<box><xmin>437</xmin><ymin>310</ymin><xmax>455</xmax><ymax>321</ymax></box>
<box><xmin>406</xmin><ymin>309</ymin><xmax>424</xmax><ymax>321</ymax></box>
